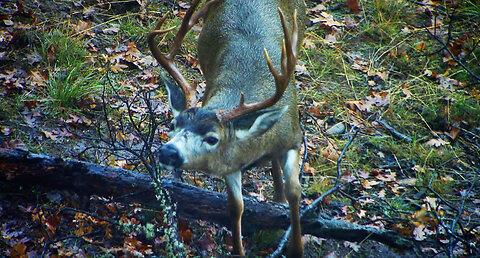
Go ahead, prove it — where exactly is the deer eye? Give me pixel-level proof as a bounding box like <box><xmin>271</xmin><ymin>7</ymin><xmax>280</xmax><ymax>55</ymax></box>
<box><xmin>203</xmin><ymin>136</ymin><xmax>219</xmax><ymax>145</ymax></box>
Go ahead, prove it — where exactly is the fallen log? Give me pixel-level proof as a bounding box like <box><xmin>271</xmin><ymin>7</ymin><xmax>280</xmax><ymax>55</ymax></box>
<box><xmin>0</xmin><ymin>148</ymin><xmax>412</xmax><ymax>249</ymax></box>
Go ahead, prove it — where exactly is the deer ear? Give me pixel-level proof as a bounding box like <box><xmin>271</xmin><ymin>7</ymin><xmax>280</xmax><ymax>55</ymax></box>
<box><xmin>161</xmin><ymin>73</ymin><xmax>186</xmax><ymax>117</ymax></box>
<box><xmin>232</xmin><ymin>106</ymin><xmax>288</xmax><ymax>139</ymax></box>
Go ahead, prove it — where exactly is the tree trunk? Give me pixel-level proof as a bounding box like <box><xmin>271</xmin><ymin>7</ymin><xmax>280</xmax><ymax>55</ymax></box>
<box><xmin>0</xmin><ymin>148</ymin><xmax>412</xmax><ymax>249</ymax></box>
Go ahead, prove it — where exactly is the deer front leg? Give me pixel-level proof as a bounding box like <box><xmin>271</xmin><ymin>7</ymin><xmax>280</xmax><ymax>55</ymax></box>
<box><xmin>225</xmin><ymin>171</ymin><xmax>245</xmax><ymax>256</ymax></box>
<box><xmin>281</xmin><ymin>149</ymin><xmax>303</xmax><ymax>257</ymax></box>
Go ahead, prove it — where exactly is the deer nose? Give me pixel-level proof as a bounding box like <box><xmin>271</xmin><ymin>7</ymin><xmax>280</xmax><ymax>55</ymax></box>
<box><xmin>157</xmin><ymin>144</ymin><xmax>183</xmax><ymax>169</ymax></box>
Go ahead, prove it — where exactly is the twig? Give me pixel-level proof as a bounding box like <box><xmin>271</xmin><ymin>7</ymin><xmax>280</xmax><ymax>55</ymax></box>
<box><xmin>268</xmin><ymin>182</ymin><xmax>347</xmax><ymax>257</ymax></box>
<box><xmin>59</xmin><ymin>207</ymin><xmax>119</xmax><ymax>225</ymax></box>
<box><xmin>376</xmin><ymin>119</ymin><xmax>412</xmax><ymax>143</ymax></box>
<box><xmin>425</xmin><ymin>27</ymin><xmax>480</xmax><ymax>82</ymax></box>
<box><xmin>41</xmin><ymin>230</ymin><xmax>101</xmax><ymax>258</ymax></box>
<box><xmin>337</xmin><ymin>127</ymin><xmax>359</xmax><ymax>183</ymax></box>
<box><xmin>448</xmin><ymin>175</ymin><xmax>477</xmax><ymax>256</ymax></box>
<box><xmin>430</xmin><ymin>208</ymin><xmax>480</xmax><ymax>256</ymax></box>
<box><xmin>427</xmin><ymin>156</ymin><xmax>463</xmax><ymax>212</ymax></box>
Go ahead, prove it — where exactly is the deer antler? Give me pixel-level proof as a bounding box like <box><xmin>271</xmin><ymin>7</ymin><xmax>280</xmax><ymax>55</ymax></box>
<box><xmin>148</xmin><ymin>0</ymin><xmax>220</xmax><ymax>107</ymax></box>
<box><xmin>218</xmin><ymin>8</ymin><xmax>298</xmax><ymax>123</ymax></box>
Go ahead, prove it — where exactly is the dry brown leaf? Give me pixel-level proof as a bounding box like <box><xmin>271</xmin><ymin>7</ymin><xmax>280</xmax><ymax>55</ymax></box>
<box><xmin>346</xmin><ymin>0</ymin><xmax>360</xmax><ymax>14</ymax></box>
<box><xmin>416</xmin><ymin>42</ymin><xmax>426</xmax><ymax>51</ymax></box>
<box><xmin>72</xmin><ymin>20</ymin><xmax>93</xmax><ymax>36</ymax></box>
<box><xmin>320</xmin><ymin>142</ymin><xmax>339</xmax><ymax>161</ymax></box>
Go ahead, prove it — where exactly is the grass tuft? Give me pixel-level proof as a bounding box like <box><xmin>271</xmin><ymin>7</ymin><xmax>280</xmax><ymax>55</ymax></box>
<box><xmin>45</xmin><ymin>67</ymin><xmax>102</xmax><ymax>109</ymax></box>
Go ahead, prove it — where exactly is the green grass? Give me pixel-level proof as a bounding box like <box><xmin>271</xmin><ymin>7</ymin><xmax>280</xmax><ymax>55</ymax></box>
<box><xmin>45</xmin><ymin>67</ymin><xmax>102</xmax><ymax>109</ymax></box>
<box><xmin>35</xmin><ymin>29</ymin><xmax>103</xmax><ymax>111</ymax></box>
<box><xmin>39</xmin><ymin>30</ymin><xmax>86</xmax><ymax>68</ymax></box>
<box><xmin>119</xmin><ymin>15</ymin><xmax>154</xmax><ymax>42</ymax></box>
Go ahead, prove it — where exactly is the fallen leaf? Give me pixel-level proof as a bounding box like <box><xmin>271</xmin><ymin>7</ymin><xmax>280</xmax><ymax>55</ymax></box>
<box><xmin>3</xmin><ymin>19</ymin><xmax>14</xmax><ymax>26</ymax></box>
<box><xmin>356</xmin><ymin>210</ymin><xmax>366</xmax><ymax>219</ymax></box>
<box><xmin>65</xmin><ymin>114</ymin><xmax>92</xmax><ymax>126</ymax></box>
<box><xmin>295</xmin><ymin>62</ymin><xmax>309</xmax><ymax>76</ymax></box>
<box><xmin>446</xmin><ymin>126</ymin><xmax>460</xmax><ymax>139</ymax></box>
<box><xmin>178</xmin><ymin>220</ymin><xmax>194</xmax><ymax>244</ymax></box>
<box><xmin>416</xmin><ymin>42</ymin><xmax>426</xmax><ymax>51</ymax></box>
<box><xmin>378</xmin><ymin>189</ymin><xmax>386</xmax><ymax>198</ymax></box>
<box><xmin>43</xmin><ymin>130</ymin><xmax>59</xmax><ymax>140</ymax></box>
<box><xmin>110</xmin><ymin>63</ymin><xmax>128</xmax><ymax>73</ymax></box>
<box><xmin>346</xmin><ymin>0</ymin><xmax>360</xmax><ymax>14</ymax></box>
<box><xmin>376</xmin><ymin>171</ymin><xmax>396</xmax><ymax>182</ymax></box>
<box><xmin>9</xmin><ymin>243</ymin><xmax>26</xmax><ymax>256</ymax></box>
<box><xmin>398</xmin><ymin>178</ymin><xmax>417</xmax><ymax>186</ymax></box>
<box><xmin>413</xmin><ymin>224</ymin><xmax>426</xmax><ymax>241</ymax></box>
<box><xmin>72</xmin><ymin>20</ymin><xmax>93</xmax><ymax>36</ymax></box>
<box><xmin>323</xmin><ymin>34</ymin><xmax>337</xmax><ymax>44</ymax></box>
<box><xmin>4</xmin><ymin>139</ymin><xmax>27</xmax><ymax>150</ymax></box>
<box><xmin>308</xmin><ymin>4</ymin><xmax>327</xmax><ymax>13</ymax></box>
<box><xmin>362</xmin><ymin>180</ymin><xmax>381</xmax><ymax>189</ymax></box>
<box><xmin>425</xmin><ymin>138</ymin><xmax>449</xmax><ymax>147</ymax></box>
<box><xmin>303</xmin><ymin>162</ymin><xmax>316</xmax><ymax>175</ymax></box>
<box><xmin>102</xmin><ymin>27</ymin><xmax>120</xmax><ymax>34</ymax></box>
<box><xmin>358</xmin><ymin>170</ymin><xmax>369</xmax><ymax>179</ymax></box>
<box><xmin>320</xmin><ymin>142</ymin><xmax>340</xmax><ymax>161</ymax></box>
<box><xmin>311</xmin><ymin>12</ymin><xmax>345</xmax><ymax>29</ymax></box>
<box><xmin>402</xmin><ymin>85</ymin><xmax>412</xmax><ymax>98</ymax></box>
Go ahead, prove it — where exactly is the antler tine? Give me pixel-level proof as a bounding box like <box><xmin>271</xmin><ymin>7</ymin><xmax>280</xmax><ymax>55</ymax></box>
<box><xmin>218</xmin><ymin>8</ymin><xmax>298</xmax><ymax>123</ymax></box>
<box><xmin>148</xmin><ymin>0</ymin><xmax>220</xmax><ymax>107</ymax></box>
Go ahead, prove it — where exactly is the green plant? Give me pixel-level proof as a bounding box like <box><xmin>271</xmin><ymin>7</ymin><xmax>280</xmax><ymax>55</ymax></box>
<box><xmin>461</xmin><ymin>0</ymin><xmax>480</xmax><ymax>18</ymax></box>
<box><xmin>305</xmin><ymin>176</ymin><xmax>333</xmax><ymax>196</ymax></box>
<box><xmin>39</xmin><ymin>30</ymin><xmax>86</xmax><ymax>68</ymax></box>
<box><xmin>370</xmin><ymin>0</ymin><xmax>411</xmax><ymax>24</ymax></box>
<box><xmin>119</xmin><ymin>16</ymin><xmax>151</xmax><ymax>41</ymax></box>
<box><xmin>45</xmin><ymin>67</ymin><xmax>101</xmax><ymax>109</ymax></box>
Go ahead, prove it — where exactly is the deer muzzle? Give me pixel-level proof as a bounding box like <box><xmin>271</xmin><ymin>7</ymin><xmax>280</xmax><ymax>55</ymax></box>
<box><xmin>157</xmin><ymin>144</ymin><xmax>183</xmax><ymax>170</ymax></box>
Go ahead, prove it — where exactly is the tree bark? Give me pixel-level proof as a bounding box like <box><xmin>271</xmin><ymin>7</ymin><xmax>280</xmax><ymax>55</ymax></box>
<box><xmin>0</xmin><ymin>148</ymin><xmax>412</xmax><ymax>249</ymax></box>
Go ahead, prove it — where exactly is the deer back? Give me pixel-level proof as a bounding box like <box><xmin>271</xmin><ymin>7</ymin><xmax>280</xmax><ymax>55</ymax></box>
<box><xmin>197</xmin><ymin>0</ymin><xmax>306</xmax><ymax>163</ymax></box>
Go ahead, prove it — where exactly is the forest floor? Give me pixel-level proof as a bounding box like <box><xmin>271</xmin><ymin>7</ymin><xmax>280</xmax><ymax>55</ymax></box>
<box><xmin>1</xmin><ymin>0</ymin><xmax>480</xmax><ymax>257</ymax></box>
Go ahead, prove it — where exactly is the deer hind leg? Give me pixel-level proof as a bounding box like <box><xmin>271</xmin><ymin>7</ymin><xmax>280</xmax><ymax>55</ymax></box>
<box><xmin>271</xmin><ymin>158</ymin><xmax>287</xmax><ymax>203</ymax></box>
<box><xmin>280</xmin><ymin>149</ymin><xmax>303</xmax><ymax>257</ymax></box>
<box><xmin>224</xmin><ymin>171</ymin><xmax>245</xmax><ymax>256</ymax></box>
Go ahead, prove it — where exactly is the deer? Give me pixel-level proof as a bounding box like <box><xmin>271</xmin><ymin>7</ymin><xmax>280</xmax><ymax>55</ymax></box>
<box><xmin>148</xmin><ymin>0</ymin><xmax>306</xmax><ymax>256</ymax></box>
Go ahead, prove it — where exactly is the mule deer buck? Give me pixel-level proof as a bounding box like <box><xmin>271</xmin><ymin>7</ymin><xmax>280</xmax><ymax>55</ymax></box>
<box><xmin>148</xmin><ymin>0</ymin><xmax>306</xmax><ymax>256</ymax></box>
